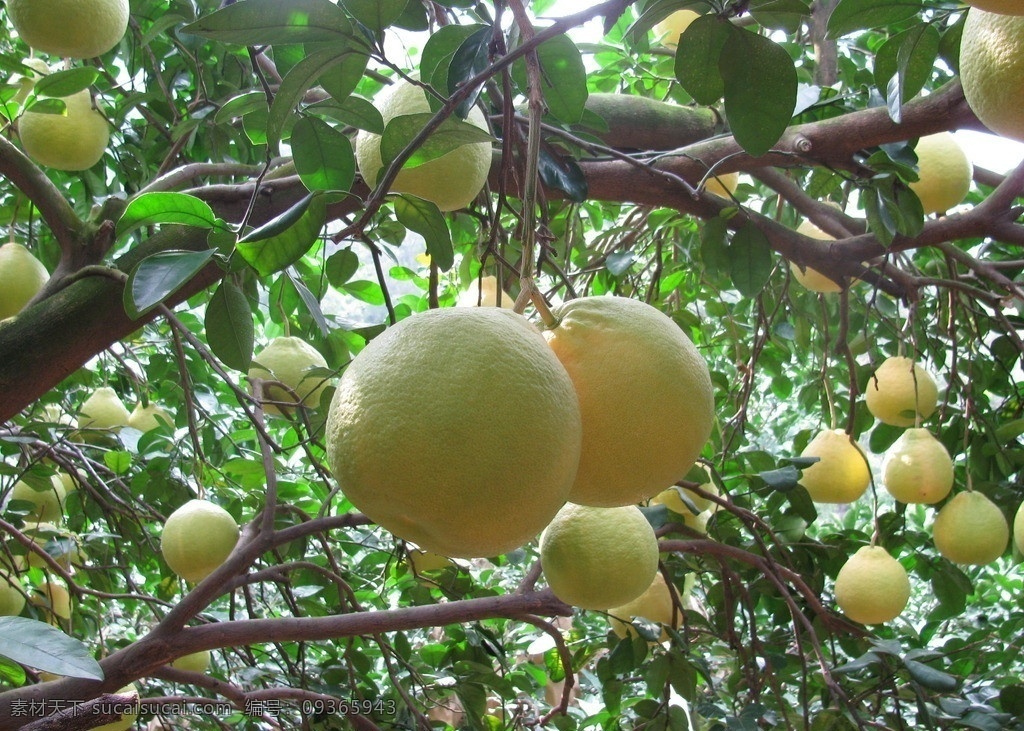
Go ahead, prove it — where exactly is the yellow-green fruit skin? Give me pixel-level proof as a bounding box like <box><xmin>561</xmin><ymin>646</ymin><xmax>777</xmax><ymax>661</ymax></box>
<box><xmin>1014</xmin><ymin>501</ymin><xmax>1024</xmax><ymax>554</ymax></box>
<box><xmin>882</xmin><ymin>428</ymin><xmax>954</xmax><ymax>504</ymax></box>
<box><xmin>0</xmin><ymin>572</ymin><xmax>25</xmax><ymax>617</ymax></box>
<box><xmin>0</xmin><ymin>243</ymin><xmax>48</xmax><ymax>319</ymax></box>
<box><xmin>355</xmin><ymin>79</ymin><xmax>492</xmax><ymax>212</ymax></box>
<box><xmin>834</xmin><ymin>546</ymin><xmax>910</xmax><ymax>625</ymax></box>
<box><xmin>798</xmin><ymin>429</ymin><xmax>871</xmax><ymax>504</ymax></box>
<box><xmin>540</xmin><ymin>503</ymin><xmax>659</xmax><ymax>610</ymax></box>
<box><xmin>77</xmin><ymin>386</ymin><xmax>131</xmax><ymax>432</ymax></box>
<box><xmin>160</xmin><ymin>499</ymin><xmax>240</xmax><ymax>583</ymax></box>
<box><xmin>933</xmin><ymin>491</ymin><xmax>1009</xmax><ymax>565</ymax></box>
<box><xmin>544</xmin><ymin>296</ymin><xmax>714</xmax><ymax>507</ymax></box>
<box><xmin>10</xmin><ymin>476</ymin><xmax>66</xmax><ymax>523</ymax></box>
<box><xmin>127</xmin><ymin>402</ymin><xmax>172</xmax><ymax>432</ymax></box>
<box><xmin>171</xmin><ymin>649</ymin><xmax>211</xmax><ymax>673</ymax></box>
<box><xmin>964</xmin><ymin>0</ymin><xmax>1024</xmax><ymax>13</ymax></box>
<box><xmin>790</xmin><ymin>219</ymin><xmax>841</xmax><ymax>293</ymax></box>
<box><xmin>652</xmin><ymin>9</ymin><xmax>700</xmax><ymax>49</ymax></box>
<box><xmin>248</xmin><ymin>336</ymin><xmax>330</xmax><ymax>416</ymax></box>
<box><xmin>18</xmin><ymin>90</ymin><xmax>109</xmax><ymax>171</ymax></box>
<box><xmin>960</xmin><ymin>10</ymin><xmax>1024</xmax><ymax>142</ymax></box>
<box><xmin>908</xmin><ymin>133</ymin><xmax>972</xmax><ymax>214</ymax></box>
<box><xmin>865</xmin><ymin>356</ymin><xmax>938</xmax><ymax>427</ymax></box>
<box><xmin>8</xmin><ymin>0</ymin><xmax>130</xmax><ymax>58</ymax></box>
<box><xmin>326</xmin><ymin>308</ymin><xmax>582</xmax><ymax>559</ymax></box>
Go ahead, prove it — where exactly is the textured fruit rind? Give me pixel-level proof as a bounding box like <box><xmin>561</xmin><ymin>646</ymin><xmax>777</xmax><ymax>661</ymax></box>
<box><xmin>19</xmin><ymin>90</ymin><xmax>109</xmax><ymax>171</ymax></box>
<box><xmin>540</xmin><ymin>502</ymin><xmax>659</xmax><ymax>610</ymax></box>
<box><xmin>882</xmin><ymin>428</ymin><xmax>954</xmax><ymax>504</ymax></box>
<box><xmin>865</xmin><ymin>356</ymin><xmax>938</xmax><ymax>427</ymax></box>
<box><xmin>248</xmin><ymin>336</ymin><xmax>331</xmax><ymax>416</ymax></box>
<box><xmin>8</xmin><ymin>0</ymin><xmax>129</xmax><ymax>59</ymax></box>
<box><xmin>0</xmin><ymin>243</ymin><xmax>48</xmax><ymax>319</ymax></box>
<box><xmin>544</xmin><ymin>296</ymin><xmax>714</xmax><ymax>507</ymax></box>
<box><xmin>160</xmin><ymin>500</ymin><xmax>240</xmax><ymax>582</ymax></box>
<box><xmin>798</xmin><ymin>429</ymin><xmax>871</xmax><ymax>503</ymax></box>
<box><xmin>326</xmin><ymin>308</ymin><xmax>582</xmax><ymax>559</ymax></box>
<box><xmin>961</xmin><ymin>10</ymin><xmax>1024</xmax><ymax>142</ymax></box>
<box><xmin>908</xmin><ymin>133</ymin><xmax>972</xmax><ymax>214</ymax></box>
<box><xmin>354</xmin><ymin>79</ymin><xmax>492</xmax><ymax>212</ymax></box>
<box><xmin>834</xmin><ymin>546</ymin><xmax>910</xmax><ymax>624</ymax></box>
<box><xmin>932</xmin><ymin>491</ymin><xmax>1009</xmax><ymax>565</ymax></box>
<box><xmin>607</xmin><ymin>572</ymin><xmax>681</xmax><ymax>641</ymax></box>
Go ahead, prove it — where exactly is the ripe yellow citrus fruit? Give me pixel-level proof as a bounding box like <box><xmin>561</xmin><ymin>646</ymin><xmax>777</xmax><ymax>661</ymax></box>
<box><xmin>833</xmin><ymin>545</ymin><xmax>910</xmax><ymax>624</ymax></box>
<box><xmin>543</xmin><ymin>296</ymin><xmax>714</xmax><ymax>507</ymax></box>
<box><xmin>882</xmin><ymin>428</ymin><xmax>954</xmax><ymax>504</ymax></box>
<box><xmin>127</xmin><ymin>401</ymin><xmax>172</xmax><ymax>432</ymax></box>
<box><xmin>24</xmin><ymin>522</ymin><xmax>84</xmax><ymax>569</ymax></box>
<box><xmin>91</xmin><ymin>684</ymin><xmax>138</xmax><ymax>731</ymax></box>
<box><xmin>607</xmin><ymin>572</ymin><xmax>682</xmax><ymax>641</ymax></box>
<box><xmin>171</xmin><ymin>650</ymin><xmax>211</xmax><ymax>673</ymax></box>
<box><xmin>652</xmin><ymin>9</ymin><xmax>700</xmax><ymax>49</ymax></box>
<box><xmin>160</xmin><ymin>499</ymin><xmax>240</xmax><ymax>582</ymax></box>
<box><xmin>539</xmin><ymin>502</ymin><xmax>660</xmax><ymax>610</ymax></box>
<box><xmin>10</xmin><ymin>58</ymin><xmax>52</xmax><ymax>107</ymax></box>
<box><xmin>30</xmin><ymin>580</ymin><xmax>72</xmax><ymax>623</ymax></box>
<box><xmin>406</xmin><ymin>547</ymin><xmax>453</xmax><ymax>574</ymax></box>
<box><xmin>248</xmin><ymin>336</ymin><xmax>331</xmax><ymax>416</ymax></box>
<box><xmin>457</xmin><ymin>275</ymin><xmax>514</xmax><ymax>308</ymax></box>
<box><xmin>7</xmin><ymin>0</ymin><xmax>130</xmax><ymax>59</ymax></box>
<box><xmin>790</xmin><ymin>219</ymin><xmax>842</xmax><ymax>293</ymax></box>
<box><xmin>652</xmin><ymin>479</ymin><xmax>719</xmax><ymax>515</ymax></box>
<box><xmin>1014</xmin><ymin>501</ymin><xmax>1024</xmax><ymax>554</ymax></box>
<box><xmin>10</xmin><ymin>475</ymin><xmax>66</xmax><ymax>523</ymax></box>
<box><xmin>18</xmin><ymin>89</ymin><xmax>110</xmax><ymax>171</ymax></box>
<box><xmin>964</xmin><ymin>0</ymin><xmax>1024</xmax><ymax>13</ymax></box>
<box><xmin>908</xmin><ymin>132</ymin><xmax>972</xmax><ymax>214</ymax></box>
<box><xmin>704</xmin><ymin>172</ymin><xmax>738</xmax><ymax>198</ymax></box>
<box><xmin>0</xmin><ymin>243</ymin><xmax>49</xmax><ymax>319</ymax></box>
<box><xmin>865</xmin><ymin>356</ymin><xmax>938</xmax><ymax>427</ymax></box>
<box><xmin>355</xmin><ymin>79</ymin><xmax>492</xmax><ymax>212</ymax></box>
<box><xmin>77</xmin><ymin>386</ymin><xmax>131</xmax><ymax>433</ymax></box>
<box><xmin>798</xmin><ymin>429</ymin><xmax>871</xmax><ymax>504</ymax></box>
<box><xmin>326</xmin><ymin>308</ymin><xmax>582</xmax><ymax>558</ymax></box>
<box><xmin>960</xmin><ymin>9</ymin><xmax>1024</xmax><ymax>142</ymax></box>
<box><xmin>932</xmin><ymin>490</ymin><xmax>1009</xmax><ymax>565</ymax></box>
<box><xmin>0</xmin><ymin>571</ymin><xmax>25</xmax><ymax>616</ymax></box>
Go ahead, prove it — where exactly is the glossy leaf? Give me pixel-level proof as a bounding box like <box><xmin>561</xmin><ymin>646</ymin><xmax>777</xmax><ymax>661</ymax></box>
<box><xmin>395</xmin><ymin>195</ymin><xmax>454</xmax><ymax>272</ymax></box>
<box><xmin>124</xmin><ymin>249</ymin><xmax>217</xmax><ymax>319</ymax></box>
<box><xmin>292</xmin><ymin>116</ymin><xmax>355</xmax><ymax>192</ymax></box>
<box><xmin>116</xmin><ymin>193</ymin><xmax>223</xmax><ymax>239</ymax></box>
<box><xmin>876</xmin><ymin>25</ymin><xmax>941</xmax><ymax>122</ymax></box>
<box><xmin>511</xmin><ymin>34</ymin><xmax>589</xmax><ymax>124</ymax></box>
<box><xmin>729</xmin><ymin>220</ymin><xmax>773</xmax><ymax>296</ymax></box>
<box><xmin>181</xmin><ymin>0</ymin><xmax>353</xmax><ymax>45</ymax></box>
<box><xmin>674</xmin><ymin>15</ymin><xmax>731</xmax><ymax>105</ymax></box>
<box><xmin>309</xmin><ymin>95</ymin><xmax>383</xmax><ymax>134</ymax></box>
<box><xmin>447</xmin><ymin>26</ymin><xmax>492</xmax><ymax>117</ymax></box>
<box><xmin>827</xmin><ymin>0</ymin><xmax>922</xmax><ymax>38</ymax></box>
<box><xmin>421</xmin><ymin>24</ymin><xmax>488</xmax><ymax>90</ymax></box>
<box><xmin>379</xmin><ymin>113</ymin><xmax>492</xmax><ymax>171</ymax></box>
<box><xmin>0</xmin><ymin>617</ymin><xmax>103</xmax><ymax>679</ymax></box>
<box><xmin>33</xmin><ymin>68</ymin><xmax>100</xmax><ymax>98</ymax></box>
<box><xmin>339</xmin><ymin>0</ymin><xmax>407</xmax><ymax>32</ymax></box>
<box><xmin>538</xmin><ymin>146</ymin><xmax>589</xmax><ymax>203</ymax></box>
<box><xmin>205</xmin><ymin>279</ymin><xmax>255</xmax><ymax>371</ymax></box>
<box><xmin>237</xmin><ymin>193</ymin><xmax>328</xmax><ymax>276</ymax></box>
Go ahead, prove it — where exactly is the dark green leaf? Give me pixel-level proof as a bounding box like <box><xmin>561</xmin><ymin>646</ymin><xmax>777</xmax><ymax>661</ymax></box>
<box><xmin>117</xmin><ymin>193</ymin><xmax>223</xmax><ymax>239</ymax></box>
<box><xmin>237</xmin><ymin>193</ymin><xmax>327</xmax><ymax>276</ymax></box>
<box><xmin>33</xmin><ymin>68</ymin><xmax>100</xmax><ymax>98</ymax></box>
<box><xmin>701</xmin><ymin>216</ymin><xmax>730</xmax><ymax>275</ymax></box>
<box><xmin>181</xmin><ymin>0</ymin><xmax>353</xmax><ymax>45</ymax></box>
<box><xmin>538</xmin><ymin>147</ymin><xmax>588</xmax><ymax>203</ymax></box>
<box><xmin>339</xmin><ymin>0</ymin><xmax>407</xmax><ymax>32</ymax></box>
<box><xmin>904</xmin><ymin>658</ymin><xmax>958</xmax><ymax>692</ymax></box>
<box><xmin>287</xmin><ymin>269</ymin><xmax>330</xmax><ymax>336</ymax></box>
<box><xmin>317</xmin><ymin>48</ymin><xmax>369</xmax><ymax>104</ymax></box>
<box><xmin>205</xmin><ymin>279</ymin><xmax>255</xmax><ymax>371</ymax></box>
<box><xmin>931</xmin><ymin>565</ymin><xmax>972</xmax><ymax>614</ymax></box>
<box><xmin>749</xmin><ymin>0</ymin><xmax>810</xmax><ymax>33</ymax></box>
<box><xmin>292</xmin><ymin>116</ymin><xmax>355</xmax><ymax>192</ymax></box>
<box><xmin>326</xmin><ymin>248</ymin><xmax>360</xmax><ymax>287</ymax></box>
<box><xmin>877</xmin><ymin>25</ymin><xmax>941</xmax><ymax>122</ymax></box>
<box><xmin>379</xmin><ymin>113</ymin><xmax>492</xmax><ymax>172</ymax></box>
<box><xmin>606</xmin><ymin>250</ymin><xmax>635</xmax><ymax>277</ymax></box>
<box><xmin>447</xmin><ymin>26</ymin><xmax>492</xmax><ymax>117</ymax></box>
<box><xmin>421</xmin><ymin>25</ymin><xmax>488</xmax><ymax>90</ymax></box>
<box><xmin>511</xmin><ymin>35</ymin><xmax>589</xmax><ymax>124</ymax></box>
<box><xmin>309</xmin><ymin>95</ymin><xmax>383</xmax><ymax>133</ymax></box>
<box><xmin>827</xmin><ymin>0</ymin><xmax>922</xmax><ymax>38</ymax></box>
<box><xmin>720</xmin><ymin>29</ymin><xmax>797</xmax><ymax>156</ymax></box>
<box><xmin>124</xmin><ymin>249</ymin><xmax>217</xmax><ymax>320</ymax></box>
<box><xmin>728</xmin><ymin>221</ymin><xmax>773</xmax><ymax>296</ymax></box>
<box><xmin>0</xmin><ymin>617</ymin><xmax>104</xmax><ymax>679</ymax></box>
<box><xmin>832</xmin><ymin>651</ymin><xmax>881</xmax><ymax>674</ymax></box>
<box><xmin>674</xmin><ymin>15</ymin><xmax>731</xmax><ymax>105</ymax></box>
<box><xmin>395</xmin><ymin>195</ymin><xmax>453</xmax><ymax>272</ymax></box>
<box><xmin>999</xmin><ymin>685</ymin><xmax>1024</xmax><ymax>716</ymax></box>
<box><xmin>759</xmin><ymin>465</ymin><xmax>802</xmax><ymax>491</ymax></box>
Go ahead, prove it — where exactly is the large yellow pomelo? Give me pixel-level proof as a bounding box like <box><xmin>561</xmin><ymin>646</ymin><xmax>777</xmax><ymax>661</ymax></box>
<box><xmin>909</xmin><ymin>133</ymin><xmax>972</xmax><ymax>214</ymax></box>
<box><xmin>0</xmin><ymin>243</ymin><xmax>49</xmax><ymax>319</ymax></box>
<box><xmin>248</xmin><ymin>336</ymin><xmax>331</xmax><ymax>416</ymax></box>
<box><xmin>355</xmin><ymin>79</ymin><xmax>492</xmax><ymax>212</ymax></box>
<box><xmin>1015</xmin><ymin>501</ymin><xmax>1024</xmax><ymax>554</ymax></box>
<box><xmin>7</xmin><ymin>0</ymin><xmax>129</xmax><ymax>59</ymax></box>
<box><xmin>651</xmin><ymin>479</ymin><xmax>719</xmax><ymax>515</ymax></box>
<box><xmin>457</xmin><ymin>275</ymin><xmax>514</xmax><ymax>308</ymax></box>
<box><xmin>325</xmin><ymin>308</ymin><xmax>582</xmax><ymax>558</ymax></box>
<box><xmin>964</xmin><ymin>0</ymin><xmax>1024</xmax><ymax>13</ymax></box>
<box><xmin>0</xmin><ymin>571</ymin><xmax>25</xmax><ymax>617</ymax></box>
<box><xmin>960</xmin><ymin>9</ymin><xmax>1024</xmax><ymax>142</ymax></box>
<box><xmin>798</xmin><ymin>429</ymin><xmax>871</xmax><ymax>504</ymax></box>
<box><xmin>865</xmin><ymin>356</ymin><xmax>938</xmax><ymax>427</ymax></box>
<box><xmin>543</xmin><ymin>296</ymin><xmax>714</xmax><ymax>507</ymax></box>
<box><xmin>652</xmin><ymin>9</ymin><xmax>700</xmax><ymax>49</ymax></box>
<box><xmin>790</xmin><ymin>219</ymin><xmax>842</xmax><ymax>293</ymax></box>
<box><xmin>833</xmin><ymin>545</ymin><xmax>910</xmax><ymax>624</ymax></box>
<box><xmin>10</xmin><ymin>475</ymin><xmax>66</xmax><ymax>523</ymax></box>
<box><xmin>882</xmin><ymin>428</ymin><xmax>954</xmax><ymax>504</ymax></box>
<box><xmin>30</xmin><ymin>580</ymin><xmax>72</xmax><ymax>623</ymax></box>
<box><xmin>18</xmin><ymin>89</ymin><xmax>110</xmax><ymax>171</ymax></box>
<box><xmin>160</xmin><ymin>499</ymin><xmax>240</xmax><ymax>582</ymax></box>
<box><xmin>704</xmin><ymin>172</ymin><xmax>738</xmax><ymax>198</ymax></box>
<box><xmin>607</xmin><ymin>572</ymin><xmax>683</xmax><ymax>641</ymax></box>
<box><xmin>171</xmin><ymin>650</ymin><xmax>211</xmax><ymax>674</ymax></box>
<box><xmin>77</xmin><ymin>386</ymin><xmax>131</xmax><ymax>433</ymax></box>
<box><xmin>540</xmin><ymin>502</ymin><xmax>659</xmax><ymax>610</ymax></box>
<box><xmin>932</xmin><ymin>490</ymin><xmax>1009</xmax><ymax>565</ymax></box>
<box><xmin>91</xmin><ymin>684</ymin><xmax>139</xmax><ymax>731</ymax></box>
<box><xmin>127</xmin><ymin>401</ymin><xmax>172</xmax><ymax>432</ymax></box>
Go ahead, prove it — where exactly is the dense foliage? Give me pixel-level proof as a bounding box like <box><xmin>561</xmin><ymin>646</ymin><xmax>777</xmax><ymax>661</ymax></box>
<box><xmin>0</xmin><ymin>0</ymin><xmax>1022</xmax><ymax>729</ymax></box>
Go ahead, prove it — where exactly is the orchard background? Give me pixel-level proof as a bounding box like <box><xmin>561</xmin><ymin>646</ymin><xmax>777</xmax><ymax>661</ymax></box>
<box><xmin>0</xmin><ymin>0</ymin><xmax>1023</xmax><ymax>729</ymax></box>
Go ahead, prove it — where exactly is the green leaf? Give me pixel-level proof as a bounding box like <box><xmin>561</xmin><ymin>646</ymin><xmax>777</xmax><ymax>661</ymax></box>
<box><xmin>999</xmin><ymin>685</ymin><xmax>1024</xmax><ymax>716</ymax></box>
<box><xmin>720</xmin><ymin>29</ymin><xmax>797</xmax><ymax>156</ymax></box>
<box><xmin>0</xmin><ymin>617</ymin><xmax>104</xmax><ymax>680</ymax></box>
<box><xmin>904</xmin><ymin>658</ymin><xmax>958</xmax><ymax>692</ymax></box>
<box><xmin>749</xmin><ymin>0</ymin><xmax>810</xmax><ymax>33</ymax></box>
<box><xmin>728</xmin><ymin>221</ymin><xmax>773</xmax><ymax>296</ymax></box>
<box><xmin>181</xmin><ymin>0</ymin><xmax>353</xmax><ymax>45</ymax></box>
<box><xmin>421</xmin><ymin>25</ymin><xmax>489</xmax><ymax>91</ymax></box>
<box><xmin>33</xmin><ymin>68</ymin><xmax>100</xmax><ymax>98</ymax></box>
<box><xmin>116</xmin><ymin>192</ymin><xmax>223</xmax><ymax>240</ymax></box>
<box><xmin>447</xmin><ymin>26</ymin><xmax>492</xmax><ymax>117</ymax></box>
<box><xmin>124</xmin><ymin>249</ymin><xmax>217</xmax><ymax>320</ymax></box>
<box><xmin>395</xmin><ymin>195</ymin><xmax>454</xmax><ymax>272</ymax></box>
<box><xmin>759</xmin><ymin>465</ymin><xmax>802</xmax><ymax>491</ymax></box>
<box><xmin>0</xmin><ymin>654</ymin><xmax>26</xmax><ymax>686</ymax></box>
<box><xmin>339</xmin><ymin>0</ymin><xmax>407</xmax><ymax>31</ymax></box>
<box><xmin>538</xmin><ymin>147</ymin><xmax>588</xmax><ymax>203</ymax></box>
<box><xmin>292</xmin><ymin>116</ymin><xmax>355</xmax><ymax>192</ymax></box>
<box><xmin>317</xmin><ymin>48</ymin><xmax>369</xmax><ymax>104</ymax></box>
<box><xmin>827</xmin><ymin>0</ymin><xmax>923</xmax><ymax>39</ymax></box>
<box><xmin>309</xmin><ymin>95</ymin><xmax>383</xmax><ymax>133</ymax></box>
<box><xmin>205</xmin><ymin>279</ymin><xmax>255</xmax><ymax>371</ymax></box>
<box><xmin>379</xmin><ymin>113</ymin><xmax>492</xmax><ymax>172</ymax></box>
<box><xmin>701</xmin><ymin>216</ymin><xmax>730</xmax><ymax>275</ymax></box>
<box><xmin>511</xmin><ymin>35</ymin><xmax>589</xmax><ymax>124</ymax></box>
<box><xmin>674</xmin><ymin>15</ymin><xmax>731</xmax><ymax>105</ymax></box>
<box><xmin>326</xmin><ymin>248</ymin><xmax>360</xmax><ymax>287</ymax></box>
<box><xmin>877</xmin><ymin>25</ymin><xmax>941</xmax><ymax>122</ymax></box>
<box><xmin>237</xmin><ymin>193</ymin><xmax>328</xmax><ymax>277</ymax></box>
